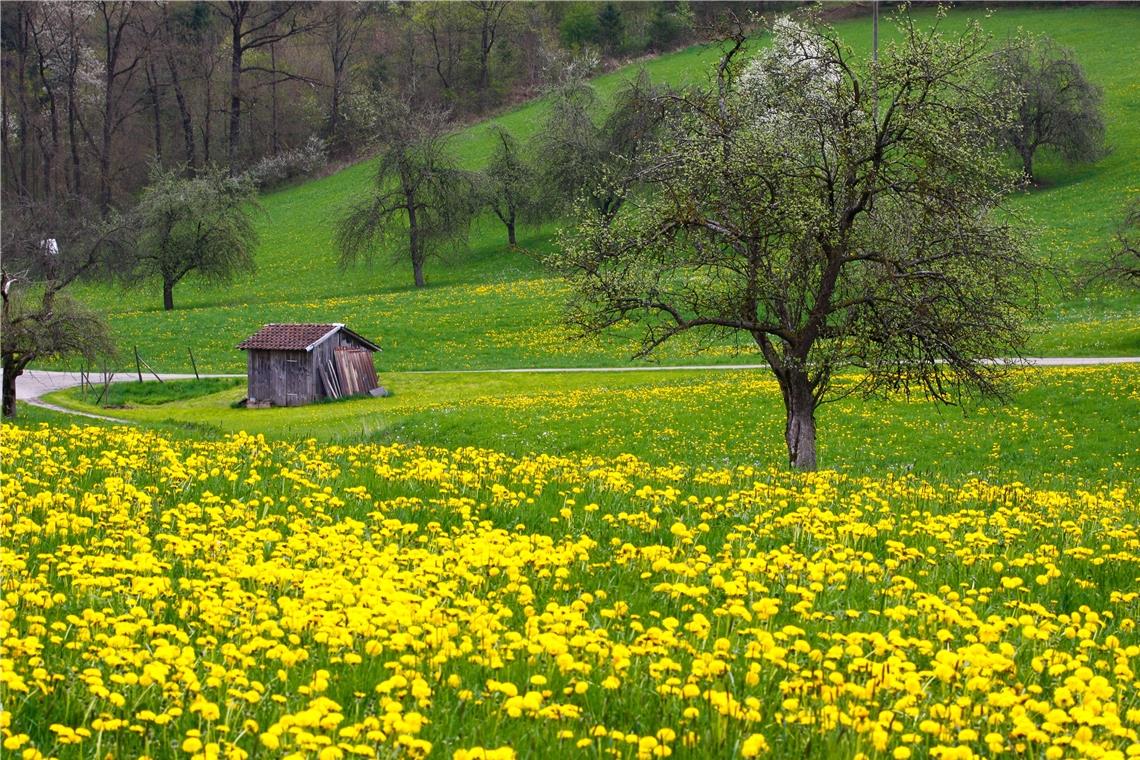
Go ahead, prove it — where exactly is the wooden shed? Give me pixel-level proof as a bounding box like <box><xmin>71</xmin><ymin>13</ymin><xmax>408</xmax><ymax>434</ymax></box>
<box><xmin>236</xmin><ymin>323</ymin><xmax>381</xmax><ymax>407</ymax></box>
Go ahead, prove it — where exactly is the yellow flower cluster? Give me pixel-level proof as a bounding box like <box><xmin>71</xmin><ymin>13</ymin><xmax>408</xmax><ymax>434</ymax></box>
<box><xmin>2</xmin><ymin>424</ymin><xmax>1138</xmax><ymax>759</ymax></box>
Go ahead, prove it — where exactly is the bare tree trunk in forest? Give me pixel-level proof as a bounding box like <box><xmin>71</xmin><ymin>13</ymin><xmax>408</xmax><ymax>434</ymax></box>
<box><xmin>1</xmin><ymin>95</ymin><xmax>11</xmax><ymax>193</ymax></box>
<box><xmin>218</xmin><ymin>2</ymin><xmax>320</xmax><ymax>174</ymax></box>
<box><xmin>471</xmin><ymin>1</ymin><xmax>507</xmax><ymax>103</ymax></box>
<box><xmin>270</xmin><ymin>43</ymin><xmax>280</xmax><ymax>155</ymax></box>
<box><xmin>98</xmin><ymin>113</ymin><xmax>113</xmax><ymax>210</ymax></box>
<box><xmin>159</xmin><ymin>6</ymin><xmax>196</xmax><ymax>174</ymax></box>
<box><xmin>329</xmin><ymin>71</ymin><xmax>342</xmax><ymax>148</ymax></box>
<box><xmin>428</xmin><ymin>26</ymin><xmax>452</xmax><ymax>94</ymax></box>
<box><xmin>405</xmin><ymin>26</ymin><xmax>418</xmax><ymax>99</ymax></box>
<box><xmin>31</xmin><ymin>16</ymin><xmax>61</xmax><ymax>198</ymax></box>
<box><xmin>93</xmin><ymin>1</ymin><xmax>142</xmax><ymax>212</ymax></box>
<box><xmin>67</xmin><ymin>8</ymin><xmax>83</xmax><ymax>196</ymax></box>
<box><xmin>167</xmin><ymin>52</ymin><xmax>196</xmax><ymax>172</ymax></box>
<box><xmin>147</xmin><ymin>62</ymin><xmax>163</xmax><ymax>163</ymax></box>
<box><xmin>15</xmin><ymin>8</ymin><xmax>31</xmax><ymax>199</ymax></box>
<box><xmin>325</xmin><ymin>3</ymin><xmax>367</xmax><ymax>154</ymax></box>
<box><xmin>203</xmin><ymin>76</ymin><xmax>213</xmax><ymax>165</ymax></box>
<box><xmin>227</xmin><ymin>6</ymin><xmax>244</xmax><ymax>174</ymax></box>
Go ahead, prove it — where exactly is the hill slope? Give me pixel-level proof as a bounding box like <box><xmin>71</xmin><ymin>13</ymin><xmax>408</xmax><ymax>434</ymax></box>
<box><xmin>72</xmin><ymin>5</ymin><xmax>1140</xmax><ymax>373</ymax></box>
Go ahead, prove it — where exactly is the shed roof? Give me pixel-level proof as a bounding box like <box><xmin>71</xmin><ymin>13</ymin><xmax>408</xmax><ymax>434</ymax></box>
<box><xmin>236</xmin><ymin>323</ymin><xmax>380</xmax><ymax>352</ymax></box>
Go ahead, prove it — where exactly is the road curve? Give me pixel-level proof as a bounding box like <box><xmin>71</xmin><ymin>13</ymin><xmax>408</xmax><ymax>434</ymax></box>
<box><xmin>13</xmin><ymin>370</ymin><xmax>242</xmax><ymax>423</ymax></box>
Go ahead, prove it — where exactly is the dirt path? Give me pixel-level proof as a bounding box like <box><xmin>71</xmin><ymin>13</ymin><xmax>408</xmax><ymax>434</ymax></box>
<box><xmin>13</xmin><ymin>370</ymin><xmax>242</xmax><ymax>423</ymax></box>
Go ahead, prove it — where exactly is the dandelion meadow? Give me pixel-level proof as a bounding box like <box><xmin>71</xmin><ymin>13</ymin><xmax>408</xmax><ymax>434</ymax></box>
<box><xmin>3</xmin><ymin>425</ymin><xmax>1139</xmax><ymax>759</ymax></box>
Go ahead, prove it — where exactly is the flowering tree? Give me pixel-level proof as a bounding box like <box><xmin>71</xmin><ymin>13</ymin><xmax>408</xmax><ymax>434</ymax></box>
<box><xmin>129</xmin><ymin>167</ymin><xmax>259</xmax><ymax>310</ymax></box>
<box><xmin>554</xmin><ymin>12</ymin><xmax>1039</xmax><ymax>470</ymax></box>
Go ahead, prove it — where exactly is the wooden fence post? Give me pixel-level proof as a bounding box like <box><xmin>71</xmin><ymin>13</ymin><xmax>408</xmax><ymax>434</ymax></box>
<box><xmin>96</xmin><ymin>368</ymin><xmax>115</xmax><ymax>405</ymax></box>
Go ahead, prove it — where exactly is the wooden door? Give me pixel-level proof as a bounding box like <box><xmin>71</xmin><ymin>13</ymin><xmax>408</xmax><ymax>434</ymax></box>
<box><xmin>285</xmin><ymin>354</ymin><xmax>304</xmax><ymax>406</ymax></box>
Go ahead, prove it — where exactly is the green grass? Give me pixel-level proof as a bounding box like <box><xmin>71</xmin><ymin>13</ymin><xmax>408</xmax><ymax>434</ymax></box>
<box><xmin>57</xmin><ymin>5</ymin><xmax>1138</xmax><ymax>375</ymax></box>
<box><xmin>50</xmin><ymin>363</ymin><xmax>1140</xmax><ymax>487</ymax></box>
<box><xmin>91</xmin><ymin>377</ymin><xmax>244</xmax><ymax>407</ymax></box>
<box><xmin>7</xmin><ymin>402</ymin><xmax>111</xmax><ymax>427</ymax></box>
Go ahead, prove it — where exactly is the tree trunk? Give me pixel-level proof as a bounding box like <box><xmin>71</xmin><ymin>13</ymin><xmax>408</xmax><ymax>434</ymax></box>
<box><xmin>412</xmin><ymin>256</ymin><xmax>426</xmax><ymax>288</ymax></box>
<box><xmin>407</xmin><ymin>191</ymin><xmax>425</xmax><ymax>288</ymax></box>
<box><xmin>168</xmin><ymin>53</ymin><xmax>197</xmax><ymax>173</ymax></box>
<box><xmin>67</xmin><ymin>13</ymin><xmax>82</xmax><ymax>195</ymax></box>
<box><xmin>163</xmin><ymin>280</ymin><xmax>175</xmax><ymax>311</ymax></box>
<box><xmin>227</xmin><ymin>15</ymin><xmax>243</xmax><ymax>175</ymax></box>
<box><xmin>15</xmin><ymin>9</ymin><xmax>30</xmax><ymax>199</ymax></box>
<box><xmin>2</xmin><ymin>362</ymin><xmax>21</xmax><ymax>418</ymax></box>
<box><xmin>269</xmin><ymin>43</ymin><xmax>280</xmax><ymax>155</ymax></box>
<box><xmin>779</xmin><ymin>370</ymin><xmax>818</xmax><ymax>471</ymax></box>
<box><xmin>328</xmin><ymin>67</ymin><xmax>342</xmax><ymax>152</ymax></box>
<box><xmin>98</xmin><ymin>7</ymin><xmax>116</xmax><ymax>213</ymax></box>
<box><xmin>1021</xmin><ymin>147</ymin><xmax>1035</xmax><ymax>184</ymax></box>
<box><xmin>479</xmin><ymin>25</ymin><xmax>492</xmax><ymax>94</ymax></box>
<box><xmin>99</xmin><ymin>52</ymin><xmax>115</xmax><ymax>211</ymax></box>
<box><xmin>162</xmin><ymin>7</ymin><xmax>196</xmax><ymax>174</ymax></box>
<box><xmin>32</xmin><ymin>20</ymin><xmax>61</xmax><ymax>199</ymax></box>
<box><xmin>147</xmin><ymin>62</ymin><xmax>163</xmax><ymax>163</ymax></box>
<box><xmin>507</xmin><ymin>217</ymin><xmax>517</xmax><ymax>247</ymax></box>
<box><xmin>202</xmin><ymin>76</ymin><xmax>213</xmax><ymax>165</ymax></box>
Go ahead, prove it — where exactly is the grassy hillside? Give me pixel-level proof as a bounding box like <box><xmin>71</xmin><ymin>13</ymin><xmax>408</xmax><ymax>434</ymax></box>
<box><xmin>70</xmin><ymin>5</ymin><xmax>1140</xmax><ymax>374</ymax></box>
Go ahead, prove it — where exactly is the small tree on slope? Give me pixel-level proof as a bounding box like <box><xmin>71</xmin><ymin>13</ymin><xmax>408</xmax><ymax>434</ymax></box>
<box><xmin>553</xmin><ymin>12</ymin><xmax>1039</xmax><ymax>470</ymax></box>
<box><xmin>130</xmin><ymin>167</ymin><xmax>259</xmax><ymax>311</ymax></box>
<box><xmin>1091</xmin><ymin>199</ymin><xmax>1140</xmax><ymax>288</ymax></box>
<box><xmin>477</xmin><ymin>126</ymin><xmax>544</xmax><ymax>248</ymax></box>
<box><xmin>337</xmin><ymin>100</ymin><xmax>476</xmax><ymax>288</ymax></box>
<box><xmin>991</xmin><ymin>31</ymin><xmax>1107</xmax><ymax>185</ymax></box>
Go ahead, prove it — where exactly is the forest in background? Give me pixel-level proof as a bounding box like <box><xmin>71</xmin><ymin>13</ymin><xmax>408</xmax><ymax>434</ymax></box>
<box><xmin>0</xmin><ymin>1</ymin><xmax>801</xmax><ymax>211</ymax></box>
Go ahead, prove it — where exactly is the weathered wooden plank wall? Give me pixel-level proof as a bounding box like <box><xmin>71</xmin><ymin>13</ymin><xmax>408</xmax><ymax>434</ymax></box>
<box><xmin>246</xmin><ymin>330</ymin><xmax>379</xmax><ymax>407</ymax></box>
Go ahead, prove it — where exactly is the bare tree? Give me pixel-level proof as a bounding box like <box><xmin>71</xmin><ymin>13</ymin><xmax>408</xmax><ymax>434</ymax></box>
<box><xmin>158</xmin><ymin>3</ymin><xmax>205</xmax><ymax>173</ymax></box>
<box><xmin>85</xmin><ymin>1</ymin><xmax>147</xmax><ymax>212</ymax></box>
<box><xmin>554</xmin><ymin>13</ymin><xmax>1040</xmax><ymax>470</ymax></box>
<box><xmin>413</xmin><ymin>3</ymin><xmax>463</xmax><ymax>100</ymax></box>
<box><xmin>28</xmin><ymin>5</ymin><xmax>64</xmax><ymax>198</ymax></box>
<box><xmin>991</xmin><ymin>31</ymin><xmax>1107</xmax><ymax>184</ymax></box>
<box><xmin>323</xmin><ymin>1</ymin><xmax>372</xmax><ymax>155</ymax></box>
<box><xmin>214</xmin><ymin>1</ymin><xmax>323</xmax><ymax>175</ymax></box>
<box><xmin>2</xmin><ymin>2</ymin><xmax>34</xmax><ymax>200</ymax></box>
<box><xmin>469</xmin><ymin>0</ymin><xmax>509</xmax><ymax>102</ymax></box>
<box><xmin>1</xmin><ymin>197</ymin><xmax>124</xmax><ymax>417</ymax></box>
<box><xmin>336</xmin><ymin>99</ymin><xmax>476</xmax><ymax>288</ymax></box>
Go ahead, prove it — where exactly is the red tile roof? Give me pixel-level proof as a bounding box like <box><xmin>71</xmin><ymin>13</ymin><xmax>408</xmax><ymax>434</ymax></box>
<box><xmin>237</xmin><ymin>323</ymin><xmax>381</xmax><ymax>352</ymax></box>
<box><xmin>236</xmin><ymin>324</ymin><xmax>339</xmax><ymax>351</ymax></box>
